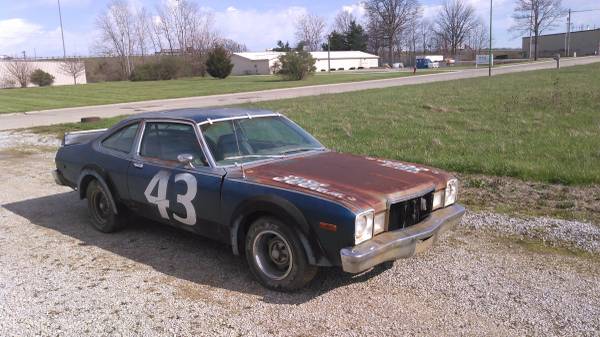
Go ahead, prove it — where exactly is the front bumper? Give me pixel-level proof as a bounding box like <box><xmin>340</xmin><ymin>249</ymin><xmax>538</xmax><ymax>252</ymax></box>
<box><xmin>340</xmin><ymin>204</ymin><xmax>465</xmax><ymax>273</ymax></box>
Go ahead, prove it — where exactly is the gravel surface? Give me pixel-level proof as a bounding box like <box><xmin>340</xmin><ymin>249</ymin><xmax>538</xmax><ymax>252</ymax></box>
<box><xmin>464</xmin><ymin>212</ymin><xmax>600</xmax><ymax>254</ymax></box>
<box><xmin>0</xmin><ymin>134</ymin><xmax>599</xmax><ymax>336</ymax></box>
<box><xmin>0</xmin><ymin>131</ymin><xmax>59</xmax><ymax>150</ymax></box>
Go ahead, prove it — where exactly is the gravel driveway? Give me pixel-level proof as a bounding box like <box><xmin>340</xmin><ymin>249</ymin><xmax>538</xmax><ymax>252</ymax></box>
<box><xmin>0</xmin><ymin>134</ymin><xmax>599</xmax><ymax>336</ymax></box>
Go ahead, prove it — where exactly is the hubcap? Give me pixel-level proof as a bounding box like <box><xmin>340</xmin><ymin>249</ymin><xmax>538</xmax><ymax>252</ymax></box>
<box><xmin>253</xmin><ymin>229</ymin><xmax>293</xmax><ymax>281</ymax></box>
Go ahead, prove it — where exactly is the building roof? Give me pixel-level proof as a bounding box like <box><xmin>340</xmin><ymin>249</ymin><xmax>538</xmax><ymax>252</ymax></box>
<box><xmin>233</xmin><ymin>51</ymin><xmax>379</xmax><ymax>61</ymax></box>
<box><xmin>309</xmin><ymin>51</ymin><xmax>379</xmax><ymax>59</ymax></box>
<box><xmin>233</xmin><ymin>52</ymin><xmax>283</xmax><ymax>61</ymax></box>
<box><xmin>125</xmin><ymin>108</ymin><xmax>280</xmax><ymax>124</ymax></box>
<box><xmin>522</xmin><ymin>28</ymin><xmax>600</xmax><ymax>39</ymax></box>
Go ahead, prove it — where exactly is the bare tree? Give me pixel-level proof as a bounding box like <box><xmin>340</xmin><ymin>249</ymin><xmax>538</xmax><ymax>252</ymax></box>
<box><xmin>187</xmin><ymin>11</ymin><xmax>219</xmax><ymax>54</ymax></box>
<box><xmin>511</xmin><ymin>0</ymin><xmax>564</xmax><ymax>60</ymax></box>
<box><xmin>155</xmin><ymin>0</ymin><xmax>218</xmax><ymax>55</ymax></box>
<box><xmin>333</xmin><ymin>10</ymin><xmax>356</xmax><ymax>33</ymax></box>
<box><xmin>365</xmin><ymin>0</ymin><xmax>421</xmax><ymax>64</ymax></box>
<box><xmin>59</xmin><ymin>58</ymin><xmax>86</xmax><ymax>85</ymax></box>
<box><xmin>134</xmin><ymin>7</ymin><xmax>153</xmax><ymax>57</ymax></box>
<box><xmin>5</xmin><ymin>60</ymin><xmax>33</xmax><ymax>88</ymax></box>
<box><xmin>419</xmin><ymin>19</ymin><xmax>435</xmax><ymax>54</ymax></box>
<box><xmin>95</xmin><ymin>0</ymin><xmax>136</xmax><ymax>78</ymax></box>
<box><xmin>219</xmin><ymin>39</ymin><xmax>248</xmax><ymax>53</ymax></box>
<box><xmin>434</xmin><ymin>0</ymin><xmax>478</xmax><ymax>56</ymax></box>
<box><xmin>466</xmin><ymin>19</ymin><xmax>489</xmax><ymax>58</ymax></box>
<box><xmin>295</xmin><ymin>13</ymin><xmax>327</xmax><ymax>51</ymax></box>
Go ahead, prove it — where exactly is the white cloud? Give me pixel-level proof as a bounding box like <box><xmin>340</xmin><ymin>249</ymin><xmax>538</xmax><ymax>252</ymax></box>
<box><xmin>342</xmin><ymin>3</ymin><xmax>367</xmax><ymax>18</ymax></box>
<box><xmin>0</xmin><ymin>18</ymin><xmax>91</xmax><ymax>57</ymax></box>
<box><xmin>213</xmin><ymin>6</ymin><xmax>308</xmax><ymax>51</ymax></box>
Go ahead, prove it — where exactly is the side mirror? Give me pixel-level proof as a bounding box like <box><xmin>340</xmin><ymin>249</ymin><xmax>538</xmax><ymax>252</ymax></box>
<box><xmin>177</xmin><ymin>153</ymin><xmax>195</xmax><ymax>168</ymax></box>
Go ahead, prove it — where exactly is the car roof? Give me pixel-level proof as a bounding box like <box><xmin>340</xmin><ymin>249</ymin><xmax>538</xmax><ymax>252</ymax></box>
<box><xmin>124</xmin><ymin>107</ymin><xmax>280</xmax><ymax>124</ymax></box>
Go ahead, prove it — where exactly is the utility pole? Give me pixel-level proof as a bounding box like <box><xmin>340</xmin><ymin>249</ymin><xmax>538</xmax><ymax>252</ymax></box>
<box><xmin>327</xmin><ymin>34</ymin><xmax>331</xmax><ymax>73</ymax></box>
<box><xmin>58</xmin><ymin>0</ymin><xmax>67</xmax><ymax>59</ymax></box>
<box><xmin>488</xmin><ymin>0</ymin><xmax>492</xmax><ymax>77</ymax></box>
<box><xmin>565</xmin><ymin>8</ymin><xmax>600</xmax><ymax>57</ymax></box>
<box><xmin>529</xmin><ymin>5</ymin><xmax>533</xmax><ymax>59</ymax></box>
<box><xmin>566</xmin><ymin>8</ymin><xmax>571</xmax><ymax>57</ymax></box>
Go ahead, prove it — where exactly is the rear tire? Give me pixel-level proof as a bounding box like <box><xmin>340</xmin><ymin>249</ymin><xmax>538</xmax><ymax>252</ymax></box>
<box><xmin>86</xmin><ymin>180</ymin><xmax>127</xmax><ymax>233</ymax></box>
<box><xmin>245</xmin><ymin>216</ymin><xmax>317</xmax><ymax>291</ymax></box>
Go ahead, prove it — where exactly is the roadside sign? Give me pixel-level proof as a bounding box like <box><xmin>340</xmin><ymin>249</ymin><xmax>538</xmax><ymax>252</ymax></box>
<box><xmin>476</xmin><ymin>54</ymin><xmax>493</xmax><ymax>67</ymax></box>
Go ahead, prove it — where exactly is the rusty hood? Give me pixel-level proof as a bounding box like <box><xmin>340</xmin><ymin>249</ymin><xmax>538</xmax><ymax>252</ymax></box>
<box><xmin>240</xmin><ymin>151</ymin><xmax>453</xmax><ymax>212</ymax></box>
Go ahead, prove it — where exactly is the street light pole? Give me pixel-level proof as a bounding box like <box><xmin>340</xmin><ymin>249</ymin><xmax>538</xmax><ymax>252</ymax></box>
<box><xmin>488</xmin><ymin>0</ymin><xmax>492</xmax><ymax>77</ymax></box>
<box><xmin>57</xmin><ymin>0</ymin><xmax>67</xmax><ymax>59</ymax></box>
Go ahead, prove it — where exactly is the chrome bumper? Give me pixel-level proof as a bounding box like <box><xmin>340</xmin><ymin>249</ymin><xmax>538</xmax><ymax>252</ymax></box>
<box><xmin>340</xmin><ymin>204</ymin><xmax>465</xmax><ymax>273</ymax></box>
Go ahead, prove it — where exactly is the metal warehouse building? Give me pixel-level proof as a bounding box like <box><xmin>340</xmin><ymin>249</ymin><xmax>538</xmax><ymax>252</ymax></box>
<box><xmin>231</xmin><ymin>51</ymin><xmax>380</xmax><ymax>75</ymax></box>
<box><xmin>522</xmin><ymin>29</ymin><xmax>600</xmax><ymax>58</ymax></box>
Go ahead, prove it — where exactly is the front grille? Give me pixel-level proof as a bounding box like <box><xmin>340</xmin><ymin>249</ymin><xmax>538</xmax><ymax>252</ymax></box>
<box><xmin>388</xmin><ymin>192</ymin><xmax>434</xmax><ymax>231</ymax></box>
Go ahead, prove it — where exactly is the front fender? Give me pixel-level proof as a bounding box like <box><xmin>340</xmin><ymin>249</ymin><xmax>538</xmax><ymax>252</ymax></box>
<box><xmin>229</xmin><ymin>195</ymin><xmax>319</xmax><ymax>262</ymax></box>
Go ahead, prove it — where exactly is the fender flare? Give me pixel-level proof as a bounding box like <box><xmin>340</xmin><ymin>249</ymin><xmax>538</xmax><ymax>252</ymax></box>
<box><xmin>230</xmin><ymin>195</ymin><xmax>318</xmax><ymax>265</ymax></box>
<box><xmin>77</xmin><ymin>168</ymin><xmax>119</xmax><ymax>215</ymax></box>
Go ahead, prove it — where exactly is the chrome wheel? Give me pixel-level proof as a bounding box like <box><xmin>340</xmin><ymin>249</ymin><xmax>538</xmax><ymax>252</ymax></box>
<box><xmin>252</xmin><ymin>229</ymin><xmax>293</xmax><ymax>281</ymax></box>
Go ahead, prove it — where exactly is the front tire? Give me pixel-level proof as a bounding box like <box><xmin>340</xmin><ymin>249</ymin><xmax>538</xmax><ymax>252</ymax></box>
<box><xmin>245</xmin><ymin>217</ymin><xmax>317</xmax><ymax>291</ymax></box>
<box><xmin>86</xmin><ymin>180</ymin><xmax>126</xmax><ymax>233</ymax></box>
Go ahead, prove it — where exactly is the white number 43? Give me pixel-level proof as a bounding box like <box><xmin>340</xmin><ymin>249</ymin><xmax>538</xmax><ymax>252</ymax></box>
<box><xmin>144</xmin><ymin>170</ymin><xmax>197</xmax><ymax>226</ymax></box>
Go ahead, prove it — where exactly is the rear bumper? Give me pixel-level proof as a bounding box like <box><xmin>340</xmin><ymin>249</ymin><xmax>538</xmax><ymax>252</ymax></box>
<box><xmin>52</xmin><ymin>169</ymin><xmax>69</xmax><ymax>187</ymax></box>
<box><xmin>340</xmin><ymin>204</ymin><xmax>465</xmax><ymax>273</ymax></box>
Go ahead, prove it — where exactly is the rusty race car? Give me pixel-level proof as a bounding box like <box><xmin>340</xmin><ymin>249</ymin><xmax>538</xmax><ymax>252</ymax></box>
<box><xmin>53</xmin><ymin>108</ymin><xmax>465</xmax><ymax>291</ymax></box>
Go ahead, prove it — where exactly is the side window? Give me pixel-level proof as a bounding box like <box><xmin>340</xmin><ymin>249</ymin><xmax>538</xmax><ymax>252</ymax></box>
<box><xmin>102</xmin><ymin>123</ymin><xmax>139</xmax><ymax>154</ymax></box>
<box><xmin>140</xmin><ymin>122</ymin><xmax>207</xmax><ymax>166</ymax></box>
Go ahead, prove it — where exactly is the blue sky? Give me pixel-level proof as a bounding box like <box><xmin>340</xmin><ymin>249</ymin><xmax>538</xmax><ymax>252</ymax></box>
<box><xmin>1</xmin><ymin>0</ymin><xmax>599</xmax><ymax>57</ymax></box>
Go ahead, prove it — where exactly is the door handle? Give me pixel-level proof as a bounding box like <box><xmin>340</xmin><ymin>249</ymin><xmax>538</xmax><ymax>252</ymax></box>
<box><xmin>133</xmin><ymin>162</ymin><xmax>144</xmax><ymax>169</ymax></box>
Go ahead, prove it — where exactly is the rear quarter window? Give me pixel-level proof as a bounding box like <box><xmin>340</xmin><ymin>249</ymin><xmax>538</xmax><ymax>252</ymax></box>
<box><xmin>102</xmin><ymin>123</ymin><xmax>140</xmax><ymax>154</ymax></box>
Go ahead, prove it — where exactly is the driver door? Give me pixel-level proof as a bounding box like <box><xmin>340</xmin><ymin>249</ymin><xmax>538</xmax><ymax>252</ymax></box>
<box><xmin>127</xmin><ymin>121</ymin><xmax>226</xmax><ymax>239</ymax></box>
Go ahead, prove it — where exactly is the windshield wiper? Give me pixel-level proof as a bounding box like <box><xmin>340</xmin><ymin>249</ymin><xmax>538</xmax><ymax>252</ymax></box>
<box><xmin>223</xmin><ymin>154</ymin><xmax>285</xmax><ymax>160</ymax></box>
<box><xmin>278</xmin><ymin>147</ymin><xmax>323</xmax><ymax>155</ymax></box>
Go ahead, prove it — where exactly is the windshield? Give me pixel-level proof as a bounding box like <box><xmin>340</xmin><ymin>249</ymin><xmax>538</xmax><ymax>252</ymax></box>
<box><xmin>200</xmin><ymin>116</ymin><xmax>324</xmax><ymax>166</ymax></box>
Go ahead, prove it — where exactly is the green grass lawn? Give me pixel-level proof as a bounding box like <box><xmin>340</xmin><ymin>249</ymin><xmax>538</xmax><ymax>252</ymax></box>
<box><xmin>31</xmin><ymin>63</ymin><xmax>600</xmax><ymax>185</ymax></box>
<box><xmin>0</xmin><ymin>70</ymin><xmax>445</xmax><ymax>114</ymax></box>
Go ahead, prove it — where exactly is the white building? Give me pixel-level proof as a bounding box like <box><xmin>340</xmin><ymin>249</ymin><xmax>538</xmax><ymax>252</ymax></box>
<box><xmin>231</xmin><ymin>51</ymin><xmax>380</xmax><ymax>75</ymax></box>
<box><xmin>0</xmin><ymin>60</ymin><xmax>87</xmax><ymax>88</ymax></box>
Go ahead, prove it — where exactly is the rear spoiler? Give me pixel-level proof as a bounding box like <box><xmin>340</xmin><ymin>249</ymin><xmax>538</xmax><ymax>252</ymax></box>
<box><xmin>63</xmin><ymin>129</ymin><xmax>107</xmax><ymax>146</ymax></box>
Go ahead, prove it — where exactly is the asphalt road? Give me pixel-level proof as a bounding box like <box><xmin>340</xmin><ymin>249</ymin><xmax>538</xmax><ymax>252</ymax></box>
<box><xmin>1</xmin><ymin>56</ymin><xmax>599</xmax><ymax>131</ymax></box>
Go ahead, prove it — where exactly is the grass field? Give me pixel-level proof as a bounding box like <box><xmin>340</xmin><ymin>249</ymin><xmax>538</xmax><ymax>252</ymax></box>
<box><xmin>31</xmin><ymin>63</ymin><xmax>600</xmax><ymax>186</ymax></box>
<box><xmin>0</xmin><ymin>70</ymin><xmax>447</xmax><ymax>114</ymax></box>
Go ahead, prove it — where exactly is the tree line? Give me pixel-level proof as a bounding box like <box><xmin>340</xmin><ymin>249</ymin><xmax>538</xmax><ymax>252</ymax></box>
<box><xmin>292</xmin><ymin>0</ymin><xmax>564</xmax><ymax>64</ymax></box>
<box><xmin>94</xmin><ymin>0</ymin><xmax>246</xmax><ymax>80</ymax></box>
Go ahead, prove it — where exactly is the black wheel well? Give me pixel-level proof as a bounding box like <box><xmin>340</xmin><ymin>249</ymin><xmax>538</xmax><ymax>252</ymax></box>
<box><xmin>77</xmin><ymin>169</ymin><xmax>122</xmax><ymax>215</ymax></box>
<box><xmin>234</xmin><ymin>208</ymin><xmax>322</xmax><ymax>266</ymax></box>
<box><xmin>79</xmin><ymin>174</ymin><xmax>97</xmax><ymax>199</ymax></box>
<box><xmin>236</xmin><ymin>210</ymin><xmax>273</xmax><ymax>256</ymax></box>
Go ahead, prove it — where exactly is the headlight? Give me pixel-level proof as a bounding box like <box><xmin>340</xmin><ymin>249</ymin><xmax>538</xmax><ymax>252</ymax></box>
<box><xmin>432</xmin><ymin>190</ymin><xmax>445</xmax><ymax>210</ymax></box>
<box><xmin>355</xmin><ymin>210</ymin><xmax>374</xmax><ymax>244</ymax></box>
<box><xmin>373</xmin><ymin>212</ymin><xmax>386</xmax><ymax>235</ymax></box>
<box><xmin>444</xmin><ymin>178</ymin><xmax>458</xmax><ymax>207</ymax></box>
